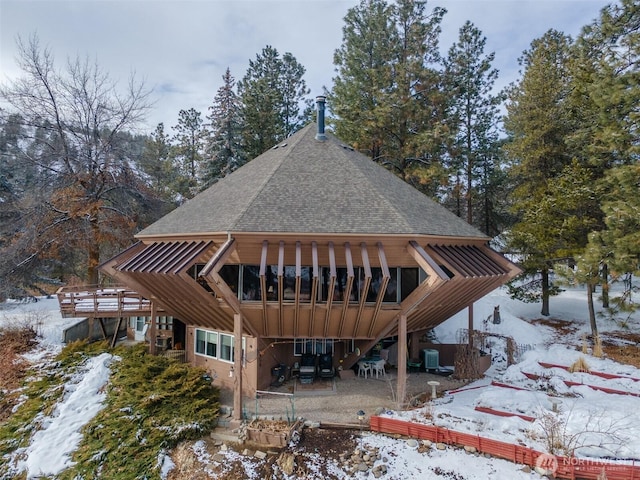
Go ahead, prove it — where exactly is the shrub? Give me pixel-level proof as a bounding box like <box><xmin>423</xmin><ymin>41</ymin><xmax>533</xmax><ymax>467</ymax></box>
<box><xmin>59</xmin><ymin>343</ymin><xmax>220</xmax><ymax>480</ymax></box>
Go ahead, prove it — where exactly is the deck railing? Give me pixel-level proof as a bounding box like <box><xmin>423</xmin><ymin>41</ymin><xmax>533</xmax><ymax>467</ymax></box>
<box><xmin>56</xmin><ymin>285</ymin><xmax>153</xmax><ymax>318</ymax></box>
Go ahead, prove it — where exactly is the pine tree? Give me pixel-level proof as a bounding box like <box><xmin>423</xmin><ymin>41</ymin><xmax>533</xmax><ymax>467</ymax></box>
<box><xmin>572</xmin><ymin>0</ymin><xmax>640</xmax><ymax>171</ymax></box>
<box><xmin>203</xmin><ymin>68</ymin><xmax>245</xmax><ymax>188</ymax></box>
<box><xmin>329</xmin><ymin>0</ymin><xmax>448</xmax><ymax>198</ymax></box>
<box><xmin>568</xmin><ymin>0</ymin><xmax>640</xmax><ymax>311</ymax></box>
<box><xmin>503</xmin><ymin>30</ymin><xmax>578</xmax><ymax>316</ymax></box>
<box><xmin>139</xmin><ymin>123</ymin><xmax>178</xmax><ymax>202</ymax></box>
<box><xmin>443</xmin><ymin>21</ymin><xmax>504</xmax><ymax>230</ymax></box>
<box><xmin>171</xmin><ymin>108</ymin><xmax>205</xmax><ymax>199</ymax></box>
<box><xmin>238</xmin><ymin>46</ymin><xmax>311</xmax><ymax>159</ymax></box>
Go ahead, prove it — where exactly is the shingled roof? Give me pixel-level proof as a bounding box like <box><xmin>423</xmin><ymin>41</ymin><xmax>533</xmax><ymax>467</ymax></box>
<box><xmin>137</xmin><ymin>123</ymin><xmax>487</xmax><ymax>239</ymax></box>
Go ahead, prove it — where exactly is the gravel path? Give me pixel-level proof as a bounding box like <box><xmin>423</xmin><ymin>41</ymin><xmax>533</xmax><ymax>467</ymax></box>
<box><xmin>220</xmin><ymin>371</ymin><xmax>469</xmax><ymax>425</ymax></box>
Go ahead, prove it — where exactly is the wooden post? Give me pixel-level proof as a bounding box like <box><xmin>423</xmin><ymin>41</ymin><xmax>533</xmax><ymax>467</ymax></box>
<box><xmin>149</xmin><ymin>302</ymin><xmax>157</xmax><ymax>355</ymax></box>
<box><xmin>397</xmin><ymin>314</ymin><xmax>407</xmax><ymax>409</ymax></box>
<box><xmin>110</xmin><ymin>317</ymin><xmax>123</xmax><ymax>348</ymax></box>
<box><xmin>468</xmin><ymin>303</ymin><xmax>474</xmax><ymax>348</ymax></box>
<box><xmin>233</xmin><ymin>313</ymin><xmax>243</xmax><ymax>421</ymax></box>
<box><xmin>409</xmin><ymin>331</ymin><xmax>420</xmax><ymax>360</ymax></box>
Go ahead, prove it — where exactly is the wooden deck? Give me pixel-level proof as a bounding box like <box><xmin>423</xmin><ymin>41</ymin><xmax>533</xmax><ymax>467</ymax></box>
<box><xmin>56</xmin><ymin>285</ymin><xmax>155</xmax><ymax>318</ymax></box>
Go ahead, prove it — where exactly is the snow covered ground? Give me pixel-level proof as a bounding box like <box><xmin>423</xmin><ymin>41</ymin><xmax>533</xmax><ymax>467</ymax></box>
<box><xmin>2</xmin><ymin>283</ymin><xmax>639</xmax><ymax>479</ymax></box>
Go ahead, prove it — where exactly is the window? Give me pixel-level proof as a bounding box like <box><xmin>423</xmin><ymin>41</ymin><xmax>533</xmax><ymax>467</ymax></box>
<box><xmin>399</xmin><ymin>267</ymin><xmax>429</xmax><ymax>300</ymax></box>
<box><xmin>195</xmin><ymin>329</ymin><xmax>245</xmax><ymax>364</ymax></box>
<box><xmin>220</xmin><ymin>333</ymin><xmax>233</xmax><ymax>362</ymax></box>
<box><xmin>196</xmin><ymin>330</ymin><xmax>206</xmax><ymax>355</ymax></box>
<box><xmin>383</xmin><ymin>268</ymin><xmax>399</xmax><ymax>303</ymax></box>
<box><xmin>265</xmin><ymin>265</ymin><xmax>278</xmax><ymax>301</ymax></box>
<box><xmin>206</xmin><ymin>332</ymin><xmax>218</xmax><ymax>357</ymax></box>
<box><xmin>242</xmin><ymin>265</ymin><xmax>261</xmax><ymax>301</ymax></box>
<box><xmin>219</xmin><ymin>265</ymin><xmax>240</xmax><ymax>295</ymax></box>
<box><xmin>294</xmin><ymin>338</ymin><xmax>334</xmax><ymax>356</ymax></box>
<box><xmin>321</xmin><ymin>267</ymin><xmax>358</xmax><ymax>302</ymax></box>
<box><xmin>195</xmin><ymin>329</ymin><xmax>218</xmax><ymax>358</ymax></box>
<box><xmin>283</xmin><ymin>266</ymin><xmax>296</xmax><ymax>301</ymax></box>
<box><xmin>282</xmin><ymin>266</ymin><xmax>313</xmax><ymax>302</ymax></box>
<box><xmin>157</xmin><ymin>316</ymin><xmax>173</xmax><ymax>330</ymax></box>
<box><xmin>132</xmin><ymin>316</ymin><xmax>146</xmax><ymax>332</ymax></box>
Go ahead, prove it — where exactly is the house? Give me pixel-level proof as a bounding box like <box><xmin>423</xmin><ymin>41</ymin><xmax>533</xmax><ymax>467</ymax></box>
<box><xmin>57</xmin><ymin>97</ymin><xmax>521</xmax><ymax>420</ymax></box>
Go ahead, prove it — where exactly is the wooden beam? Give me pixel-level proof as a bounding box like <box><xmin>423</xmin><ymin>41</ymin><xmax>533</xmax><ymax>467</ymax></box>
<box><xmin>368</xmin><ymin>242</ymin><xmax>390</xmax><ymax>337</ymax></box>
<box><xmin>407</xmin><ymin>241</ymin><xmax>450</xmax><ymax>282</ymax></box>
<box><xmin>309</xmin><ymin>242</ymin><xmax>319</xmax><ymax>325</ymax></box>
<box><xmin>200</xmin><ymin>237</ymin><xmax>236</xmax><ymax>276</ymax></box>
<box><xmin>468</xmin><ymin>303</ymin><xmax>474</xmax><ymax>348</ymax></box>
<box><xmin>233</xmin><ymin>313</ymin><xmax>243</xmax><ymax>421</ymax></box>
<box><xmin>149</xmin><ymin>302</ymin><xmax>158</xmax><ymax>355</ymax></box>
<box><xmin>278</xmin><ymin>241</ymin><xmax>285</xmax><ymax>336</ymax></box>
<box><xmin>397</xmin><ymin>314</ymin><xmax>407</xmax><ymax>409</ymax></box>
<box><xmin>294</xmin><ymin>241</ymin><xmax>301</xmax><ymax>337</ymax></box>
<box><xmin>260</xmin><ymin>240</ymin><xmax>268</xmax><ymax>334</ymax></box>
<box><xmin>354</xmin><ymin>242</ymin><xmax>371</xmax><ymax>336</ymax></box>
<box><xmin>323</xmin><ymin>242</ymin><xmax>336</xmax><ymax>337</ymax></box>
<box><xmin>338</xmin><ymin>242</ymin><xmax>354</xmax><ymax>337</ymax></box>
<box><xmin>110</xmin><ymin>317</ymin><xmax>123</xmax><ymax>348</ymax></box>
<box><xmin>97</xmin><ymin>318</ymin><xmax>108</xmax><ymax>340</ymax></box>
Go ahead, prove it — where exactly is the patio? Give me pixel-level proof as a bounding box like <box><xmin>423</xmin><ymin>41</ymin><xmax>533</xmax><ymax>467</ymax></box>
<box><xmin>219</xmin><ymin>369</ymin><xmax>469</xmax><ymax>425</ymax></box>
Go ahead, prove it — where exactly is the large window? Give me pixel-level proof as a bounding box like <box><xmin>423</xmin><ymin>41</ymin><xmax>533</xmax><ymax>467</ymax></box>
<box><xmin>283</xmin><ymin>266</ymin><xmax>312</xmax><ymax>302</ymax></box>
<box><xmin>219</xmin><ymin>265</ymin><xmax>239</xmax><ymax>295</ymax></box>
<box><xmin>321</xmin><ymin>267</ymin><xmax>359</xmax><ymax>302</ymax></box>
<box><xmin>192</xmin><ymin>262</ymin><xmax>426</xmax><ymax>304</ymax></box>
<box><xmin>195</xmin><ymin>328</ymin><xmax>245</xmax><ymax>364</ymax></box>
<box><xmin>242</xmin><ymin>265</ymin><xmax>261</xmax><ymax>301</ymax></box>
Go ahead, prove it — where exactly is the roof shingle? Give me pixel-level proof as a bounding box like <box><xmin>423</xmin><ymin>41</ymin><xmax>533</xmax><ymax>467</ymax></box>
<box><xmin>137</xmin><ymin>123</ymin><xmax>487</xmax><ymax>239</ymax></box>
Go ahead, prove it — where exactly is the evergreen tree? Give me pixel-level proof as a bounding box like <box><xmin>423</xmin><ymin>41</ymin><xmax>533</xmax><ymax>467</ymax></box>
<box><xmin>567</xmin><ymin>0</ymin><xmax>640</xmax><ymax>312</ymax></box>
<box><xmin>203</xmin><ymin>68</ymin><xmax>245</xmax><ymax>188</ymax></box>
<box><xmin>503</xmin><ymin>30</ymin><xmax>577</xmax><ymax>316</ymax></box>
<box><xmin>139</xmin><ymin>122</ymin><xmax>180</xmax><ymax>203</ymax></box>
<box><xmin>238</xmin><ymin>46</ymin><xmax>312</xmax><ymax>159</ymax></box>
<box><xmin>443</xmin><ymin>21</ymin><xmax>504</xmax><ymax>230</ymax></box>
<box><xmin>172</xmin><ymin>108</ymin><xmax>205</xmax><ymax>199</ymax></box>
<box><xmin>329</xmin><ymin>0</ymin><xmax>448</xmax><ymax>197</ymax></box>
<box><xmin>571</xmin><ymin>0</ymin><xmax>640</xmax><ymax>171</ymax></box>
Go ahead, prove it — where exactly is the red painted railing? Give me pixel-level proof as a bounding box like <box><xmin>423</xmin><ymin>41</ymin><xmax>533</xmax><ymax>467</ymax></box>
<box><xmin>539</xmin><ymin>362</ymin><xmax>640</xmax><ymax>382</ymax></box>
<box><xmin>370</xmin><ymin>416</ymin><xmax>639</xmax><ymax>480</ymax></box>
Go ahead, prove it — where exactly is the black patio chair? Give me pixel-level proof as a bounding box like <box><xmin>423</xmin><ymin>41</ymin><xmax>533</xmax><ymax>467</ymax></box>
<box><xmin>299</xmin><ymin>353</ymin><xmax>317</xmax><ymax>384</ymax></box>
<box><xmin>318</xmin><ymin>353</ymin><xmax>335</xmax><ymax>379</ymax></box>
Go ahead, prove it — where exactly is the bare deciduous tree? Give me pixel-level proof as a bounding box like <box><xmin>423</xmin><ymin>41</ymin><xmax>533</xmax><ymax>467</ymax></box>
<box><xmin>0</xmin><ymin>34</ymin><xmax>154</xmax><ymax>292</ymax></box>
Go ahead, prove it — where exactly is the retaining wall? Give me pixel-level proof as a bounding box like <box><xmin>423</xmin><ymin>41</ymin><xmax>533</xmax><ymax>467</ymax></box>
<box><xmin>370</xmin><ymin>416</ymin><xmax>639</xmax><ymax>480</ymax></box>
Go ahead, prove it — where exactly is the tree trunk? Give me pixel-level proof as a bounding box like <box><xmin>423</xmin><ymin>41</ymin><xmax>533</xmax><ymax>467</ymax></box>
<box><xmin>601</xmin><ymin>263</ymin><xmax>609</xmax><ymax>308</ymax></box>
<box><xmin>87</xmin><ymin>219</ymin><xmax>100</xmax><ymax>285</ymax></box>
<box><xmin>541</xmin><ymin>267</ymin><xmax>550</xmax><ymax>316</ymax></box>
<box><xmin>587</xmin><ymin>281</ymin><xmax>598</xmax><ymax>338</ymax></box>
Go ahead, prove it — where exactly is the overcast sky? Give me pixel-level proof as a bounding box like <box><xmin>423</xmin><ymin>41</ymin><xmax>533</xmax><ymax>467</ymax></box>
<box><xmin>1</xmin><ymin>0</ymin><xmax>612</xmax><ymax>133</ymax></box>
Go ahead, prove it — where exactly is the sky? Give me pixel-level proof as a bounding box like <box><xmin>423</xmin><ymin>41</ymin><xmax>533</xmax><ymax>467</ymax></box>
<box><xmin>3</xmin><ymin>282</ymin><xmax>640</xmax><ymax>478</ymax></box>
<box><xmin>0</xmin><ymin>0</ymin><xmax>613</xmax><ymax>133</ymax></box>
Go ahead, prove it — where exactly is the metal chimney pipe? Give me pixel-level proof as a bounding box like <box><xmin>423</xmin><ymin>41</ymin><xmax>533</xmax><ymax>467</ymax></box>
<box><xmin>315</xmin><ymin>95</ymin><xmax>327</xmax><ymax>141</ymax></box>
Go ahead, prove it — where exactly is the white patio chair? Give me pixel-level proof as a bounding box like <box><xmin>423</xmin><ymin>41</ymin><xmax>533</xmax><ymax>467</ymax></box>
<box><xmin>372</xmin><ymin>359</ymin><xmax>386</xmax><ymax>378</ymax></box>
<box><xmin>357</xmin><ymin>360</ymin><xmax>372</xmax><ymax>379</ymax></box>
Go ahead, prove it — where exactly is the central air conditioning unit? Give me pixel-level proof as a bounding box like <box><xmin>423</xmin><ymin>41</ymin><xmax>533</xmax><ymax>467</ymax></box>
<box><xmin>422</xmin><ymin>348</ymin><xmax>439</xmax><ymax>371</ymax></box>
